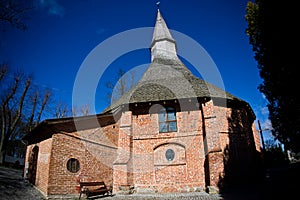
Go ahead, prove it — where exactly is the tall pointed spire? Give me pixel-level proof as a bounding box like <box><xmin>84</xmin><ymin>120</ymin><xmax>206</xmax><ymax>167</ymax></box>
<box><xmin>103</xmin><ymin>7</ymin><xmax>239</xmax><ymax>113</ymax></box>
<box><xmin>150</xmin><ymin>9</ymin><xmax>177</xmax><ymax>61</ymax></box>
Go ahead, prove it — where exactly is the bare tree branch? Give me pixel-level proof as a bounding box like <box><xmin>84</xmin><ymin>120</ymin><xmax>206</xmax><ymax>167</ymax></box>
<box><xmin>36</xmin><ymin>90</ymin><xmax>50</xmax><ymax>124</ymax></box>
<box><xmin>80</xmin><ymin>104</ymin><xmax>90</xmax><ymax>116</ymax></box>
<box><xmin>0</xmin><ymin>65</ymin><xmax>7</xmax><ymax>81</ymax></box>
<box><xmin>55</xmin><ymin>101</ymin><xmax>69</xmax><ymax>118</ymax></box>
<box><xmin>10</xmin><ymin>77</ymin><xmax>31</xmax><ymax>134</ymax></box>
<box><xmin>27</xmin><ymin>91</ymin><xmax>38</xmax><ymax>131</ymax></box>
<box><xmin>0</xmin><ymin>65</ymin><xmax>52</xmax><ymax>163</ymax></box>
<box><xmin>106</xmin><ymin>68</ymin><xmax>137</xmax><ymax>105</ymax></box>
<box><xmin>0</xmin><ymin>0</ymin><xmax>33</xmax><ymax>31</ymax></box>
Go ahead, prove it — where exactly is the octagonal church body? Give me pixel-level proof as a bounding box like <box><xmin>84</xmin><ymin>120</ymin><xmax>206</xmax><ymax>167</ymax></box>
<box><xmin>23</xmin><ymin>9</ymin><xmax>262</xmax><ymax>198</ymax></box>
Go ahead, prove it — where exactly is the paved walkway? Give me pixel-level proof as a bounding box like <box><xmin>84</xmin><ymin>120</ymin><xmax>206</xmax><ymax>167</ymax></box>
<box><xmin>1</xmin><ymin>162</ymin><xmax>299</xmax><ymax>199</ymax></box>
<box><xmin>105</xmin><ymin>193</ymin><xmax>221</xmax><ymax>200</ymax></box>
<box><xmin>0</xmin><ymin>166</ymin><xmax>221</xmax><ymax>200</ymax></box>
<box><xmin>0</xmin><ymin>166</ymin><xmax>45</xmax><ymax>200</ymax></box>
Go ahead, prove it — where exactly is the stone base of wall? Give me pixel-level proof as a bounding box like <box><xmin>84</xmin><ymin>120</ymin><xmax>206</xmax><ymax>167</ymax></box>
<box><xmin>135</xmin><ymin>187</ymin><xmax>156</xmax><ymax>194</ymax></box>
<box><xmin>206</xmin><ymin>186</ymin><xmax>219</xmax><ymax>194</ymax></box>
<box><xmin>46</xmin><ymin>194</ymin><xmax>79</xmax><ymax>200</ymax></box>
<box><xmin>131</xmin><ymin>185</ymin><xmax>206</xmax><ymax>194</ymax></box>
<box><xmin>115</xmin><ymin>184</ymin><xmax>136</xmax><ymax>194</ymax></box>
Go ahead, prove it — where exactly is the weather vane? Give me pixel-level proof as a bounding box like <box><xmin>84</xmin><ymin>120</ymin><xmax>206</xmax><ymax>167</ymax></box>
<box><xmin>156</xmin><ymin>1</ymin><xmax>160</xmax><ymax>8</ymax></box>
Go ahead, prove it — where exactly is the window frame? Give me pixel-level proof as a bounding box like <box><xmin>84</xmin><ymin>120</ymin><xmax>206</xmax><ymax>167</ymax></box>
<box><xmin>165</xmin><ymin>149</ymin><xmax>175</xmax><ymax>161</ymax></box>
<box><xmin>66</xmin><ymin>158</ymin><xmax>80</xmax><ymax>173</ymax></box>
<box><xmin>158</xmin><ymin>107</ymin><xmax>177</xmax><ymax>133</ymax></box>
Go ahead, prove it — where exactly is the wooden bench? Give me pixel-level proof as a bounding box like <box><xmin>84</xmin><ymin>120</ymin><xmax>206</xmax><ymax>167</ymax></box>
<box><xmin>78</xmin><ymin>181</ymin><xmax>112</xmax><ymax>199</ymax></box>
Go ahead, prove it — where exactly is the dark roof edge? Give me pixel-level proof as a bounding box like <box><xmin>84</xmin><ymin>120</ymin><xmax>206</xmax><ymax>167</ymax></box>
<box><xmin>40</xmin><ymin>106</ymin><xmax>119</xmax><ymax>125</ymax></box>
<box><xmin>103</xmin><ymin>96</ymin><xmax>256</xmax><ymax>120</ymax></box>
<box><xmin>22</xmin><ymin>106</ymin><xmax>121</xmax><ymax>142</ymax></box>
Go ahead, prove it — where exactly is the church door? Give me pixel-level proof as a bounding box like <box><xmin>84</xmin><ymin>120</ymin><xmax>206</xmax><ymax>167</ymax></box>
<box><xmin>28</xmin><ymin>146</ymin><xmax>39</xmax><ymax>185</ymax></box>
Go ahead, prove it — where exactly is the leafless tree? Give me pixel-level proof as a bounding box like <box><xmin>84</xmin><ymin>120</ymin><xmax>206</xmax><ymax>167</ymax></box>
<box><xmin>106</xmin><ymin>68</ymin><xmax>136</xmax><ymax>104</ymax></box>
<box><xmin>72</xmin><ymin>104</ymin><xmax>91</xmax><ymax>117</ymax></box>
<box><xmin>27</xmin><ymin>90</ymin><xmax>50</xmax><ymax>132</ymax></box>
<box><xmin>80</xmin><ymin>104</ymin><xmax>90</xmax><ymax>116</ymax></box>
<box><xmin>0</xmin><ymin>66</ymin><xmax>7</xmax><ymax>81</ymax></box>
<box><xmin>0</xmin><ymin>64</ymin><xmax>51</xmax><ymax>163</ymax></box>
<box><xmin>54</xmin><ymin>101</ymin><xmax>69</xmax><ymax>118</ymax></box>
<box><xmin>55</xmin><ymin>102</ymin><xmax>91</xmax><ymax>118</ymax></box>
<box><xmin>0</xmin><ymin>0</ymin><xmax>33</xmax><ymax>31</ymax></box>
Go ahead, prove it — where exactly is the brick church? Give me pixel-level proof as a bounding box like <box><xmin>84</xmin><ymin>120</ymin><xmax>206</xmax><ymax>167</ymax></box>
<box><xmin>23</xmin><ymin>9</ymin><xmax>262</xmax><ymax>199</ymax></box>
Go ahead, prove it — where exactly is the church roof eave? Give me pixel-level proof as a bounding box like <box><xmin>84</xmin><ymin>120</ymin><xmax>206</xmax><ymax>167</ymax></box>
<box><xmin>22</xmin><ymin>109</ymin><xmax>120</xmax><ymax>145</ymax></box>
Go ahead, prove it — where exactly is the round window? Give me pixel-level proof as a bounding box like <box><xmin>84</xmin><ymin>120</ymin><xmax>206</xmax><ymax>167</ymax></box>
<box><xmin>67</xmin><ymin>158</ymin><xmax>80</xmax><ymax>173</ymax></box>
<box><xmin>165</xmin><ymin>149</ymin><xmax>175</xmax><ymax>161</ymax></box>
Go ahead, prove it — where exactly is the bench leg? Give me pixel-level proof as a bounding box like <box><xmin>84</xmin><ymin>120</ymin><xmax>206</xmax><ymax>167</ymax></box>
<box><xmin>79</xmin><ymin>191</ymin><xmax>82</xmax><ymax>199</ymax></box>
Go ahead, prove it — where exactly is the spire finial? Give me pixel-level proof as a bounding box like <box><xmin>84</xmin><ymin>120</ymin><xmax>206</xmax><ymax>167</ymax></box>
<box><xmin>156</xmin><ymin>1</ymin><xmax>160</xmax><ymax>9</ymax></box>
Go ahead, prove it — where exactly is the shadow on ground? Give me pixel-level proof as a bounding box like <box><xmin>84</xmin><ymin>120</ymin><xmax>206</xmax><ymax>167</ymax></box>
<box><xmin>220</xmin><ymin>161</ymin><xmax>300</xmax><ymax>200</ymax></box>
<box><xmin>0</xmin><ymin>165</ymin><xmax>45</xmax><ymax>200</ymax></box>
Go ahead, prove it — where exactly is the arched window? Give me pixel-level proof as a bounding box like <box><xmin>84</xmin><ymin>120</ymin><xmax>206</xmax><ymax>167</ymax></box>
<box><xmin>159</xmin><ymin>107</ymin><xmax>177</xmax><ymax>133</ymax></box>
<box><xmin>67</xmin><ymin>158</ymin><xmax>80</xmax><ymax>173</ymax></box>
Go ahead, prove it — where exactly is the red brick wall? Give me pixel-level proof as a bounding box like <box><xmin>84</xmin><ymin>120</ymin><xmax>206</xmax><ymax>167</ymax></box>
<box><xmin>113</xmin><ymin>100</ymin><xmax>261</xmax><ymax>193</ymax></box>
<box><xmin>24</xmin><ymin>115</ymin><xmax>119</xmax><ymax>197</ymax></box>
<box><xmin>252</xmin><ymin>123</ymin><xmax>262</xmax><ymax>152</ymax></box>
<box><xmin>47</xmin><ymin>124</ymin><xmax>119</xmax><ymax>195</ymax></box>
<box><xmin>24</xmin><ymin>99</ymin><xmax>262</xmax><ymax>195</ymax></box>
<box><xmin>215</xmin><ymin>104</ymin><xmax>262</xmax><ymax>186</ymax></box>
<box><xmin>24</xmin><ymin>138</ymin><xmax>53</xmax><ymax>195</ymax></box>
<box><xmin>113</xmin><ymin>111</ymin><xmax>133</xmax><ymax>191</ymax></box>
<box><xmin>47</xmin><ymin>133</ymin><xmax>85</xmax><ymax>195</ymax></box>
<box><xmin>126</xmin><ymin>104</ymin><xmax>206</xmax><ymax>193</ymax></box>
<box><xmin>36</xmin><ymin>139</ymin><xmax>52</xmax><ymax>194</ymax></box>
<box><xmin>199</xmin><ymin>100</ymin><xmax>261</xmax><ymax>189</ymax></box>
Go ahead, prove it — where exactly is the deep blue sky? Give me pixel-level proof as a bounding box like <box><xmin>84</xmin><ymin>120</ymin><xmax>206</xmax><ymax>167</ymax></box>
<box><xmin>0</xmin><ymin>0</ymin><xmax>273</xmax><ymax>139</ymax></box>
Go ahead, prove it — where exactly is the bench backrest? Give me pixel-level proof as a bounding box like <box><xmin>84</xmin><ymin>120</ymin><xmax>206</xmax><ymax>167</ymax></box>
<box><xmin>79</xmin><ymin>181</ymin><xmax>106</xmax><ymax>187</ymax></box>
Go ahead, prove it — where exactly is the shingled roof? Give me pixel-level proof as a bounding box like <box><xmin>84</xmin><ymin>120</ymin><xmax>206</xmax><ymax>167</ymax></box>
<box><xmin>103</xmin><ymin>9</ymin><xmax>242</xmax><ymax>113</ymax></box>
